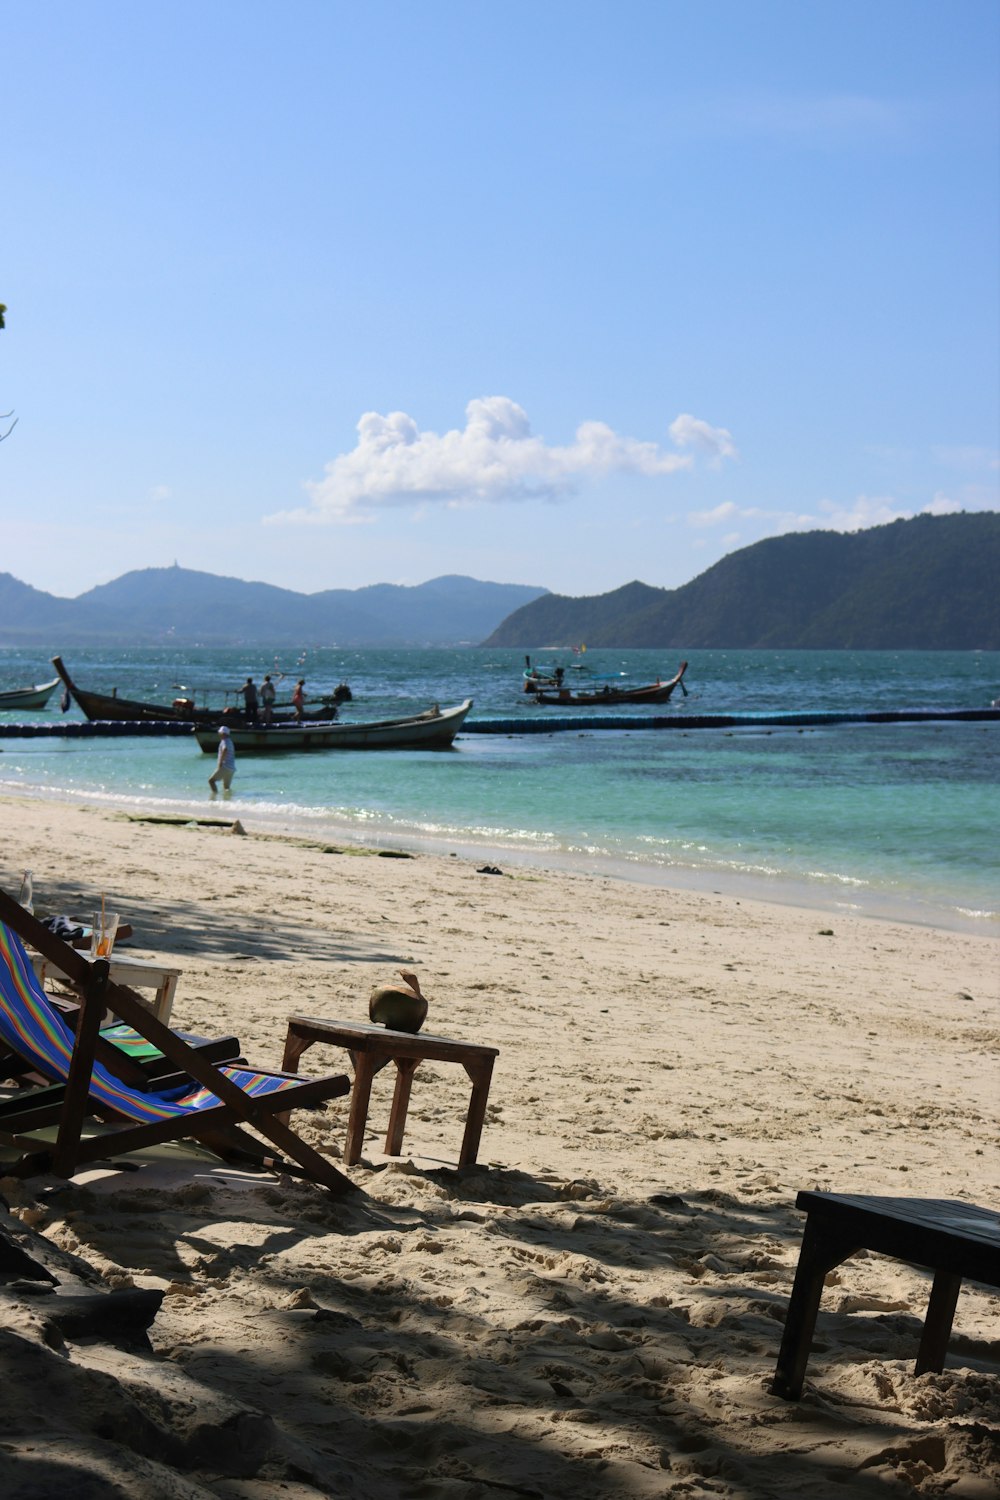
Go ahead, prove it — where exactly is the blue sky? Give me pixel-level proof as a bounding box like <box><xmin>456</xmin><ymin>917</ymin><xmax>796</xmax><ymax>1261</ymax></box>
<box><xmin>2</xmin><ymin>0</ymin><xmax>998</xmax><ymax>600</ymax></box>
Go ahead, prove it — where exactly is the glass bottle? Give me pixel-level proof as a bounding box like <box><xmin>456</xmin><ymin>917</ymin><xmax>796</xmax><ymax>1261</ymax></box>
<box><xmin>18</xmin><ymin>869</ymin><xmax>34</xmax><ymax>915</ymax></box>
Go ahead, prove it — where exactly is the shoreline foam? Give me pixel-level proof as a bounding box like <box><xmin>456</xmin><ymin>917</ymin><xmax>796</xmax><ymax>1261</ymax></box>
<box><xmin>2</xmin><ymin>775</ymin><xmax>996</xmax><ymax>936</ymax></box>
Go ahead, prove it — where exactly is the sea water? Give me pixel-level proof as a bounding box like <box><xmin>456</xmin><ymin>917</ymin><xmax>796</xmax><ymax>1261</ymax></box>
<box><xmin>1</xmin><ymin>647</ymin><xmax>997</xmax><ymax>933</ymax></box>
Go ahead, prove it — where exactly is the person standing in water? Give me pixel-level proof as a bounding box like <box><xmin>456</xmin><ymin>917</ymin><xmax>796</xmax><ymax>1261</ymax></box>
<box><xmin>209</xmin><ymin>726</ymin><xmax>236</xmax><ymax>796</ymax></box>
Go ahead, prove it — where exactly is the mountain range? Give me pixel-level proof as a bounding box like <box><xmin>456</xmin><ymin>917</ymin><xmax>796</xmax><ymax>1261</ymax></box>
<box><xmin>2</xmin><ymin>513</ymin><xmax>997</xmax><ymax>651</ymax></box>
<box><xmin>0</xmin><ymin>569</ymin><xmax>549</xmax><ymax>648</ymax></box>
<box><xmin>483</xmin><ymin>513</ymin><xmax>1000</xmax><ymax>650</ymax></box>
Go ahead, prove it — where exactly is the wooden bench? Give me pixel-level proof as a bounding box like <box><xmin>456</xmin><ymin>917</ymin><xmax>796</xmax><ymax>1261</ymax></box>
<box><xmin>282</xmin><ymin>1017</ymin><xmax>499</xmax><ymax>1168</ymax></box>
<box><xmin>772</xmin><ymin>1191</ymin><xmax>1000</xmax><ymax>1400</ymax></box>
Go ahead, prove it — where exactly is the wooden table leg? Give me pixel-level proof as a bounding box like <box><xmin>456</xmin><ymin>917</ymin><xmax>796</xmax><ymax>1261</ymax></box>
<box><xmin>385</xmin><ymin>1057</ymin><xmax>418</xmax><ymax>1156</ymax></box>
<box><xmin>459</xmin><ymin>1055</ymin><xmax>496</xmax><ymax>1167</ymax></box>
<box><xmin>281</xmin><ymin>1028</ymin><xmax>313</xmax><ymax>1073</ymax></box>
<box><xmin>916</xmin><ymin>1270</ymin><xmax>962</xmax><ymax>1375</ymax></box>
<box><xmin>771</xmin><ymin>1216</ymin><xmax>859</xmax><ymax>1399</ymax></box>
<box><xmin>344</xmin><ymin>1053</ymin><xmax>377</xmax><ymax>1166</ymax></box>
<box><xmin>157</xmin><ymin>974</ymin><xmax>179</xmax><ymax>1025</ymax></box>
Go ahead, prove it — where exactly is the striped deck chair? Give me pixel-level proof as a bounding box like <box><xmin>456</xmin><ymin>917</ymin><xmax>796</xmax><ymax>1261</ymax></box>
<box><xmin>0</xmin><ymin>893</ymin><xmax>356</xmax><ymax>1194</ymax></box>
<box><xmin>0</xmin><ymin>998</ymin><xmax>242</xmax><ymax>1091</ymax></box>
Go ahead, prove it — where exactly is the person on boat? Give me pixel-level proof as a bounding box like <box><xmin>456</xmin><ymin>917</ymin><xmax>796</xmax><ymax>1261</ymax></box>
<box><xmin>292</xmin><ymin>678</ymin><xmax>306</xmax><ymax>721</ymax></box>
<box><xmin>208</xmin><ymin>726</ymin><xmax>236</xmax><ymax>797</ymax></box>
<box><xmin>239</xmin><ymin>677</ymin><xmax>259</xmax><ymax>723</ymax></box>
<box><xmin>260</xmin><ymin>674</ymin><xmax>276</xmax><ymax>725</ymax></box>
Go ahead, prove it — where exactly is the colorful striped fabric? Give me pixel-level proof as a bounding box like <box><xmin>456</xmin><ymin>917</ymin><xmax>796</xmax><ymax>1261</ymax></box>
<box><xmin>0</xmin><ymin>922</ymin><xmax>303</xmax><ymax>1121</ymax></box>
<box><xmin>97</xmin><ymin>1023</ymin><xmax>171</xmax><ymax>1060</ymax></box>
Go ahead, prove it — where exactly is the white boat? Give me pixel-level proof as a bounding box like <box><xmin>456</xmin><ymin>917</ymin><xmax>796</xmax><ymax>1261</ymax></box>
<box><xmin>193</xmin><ymin>699</ymin><xmax>474</xmax><ymax>753</ymax></box>
<box><xmin>0</xmin><ymin>678</ymin><xmax>61</xmax><ymax>711</ymax></box>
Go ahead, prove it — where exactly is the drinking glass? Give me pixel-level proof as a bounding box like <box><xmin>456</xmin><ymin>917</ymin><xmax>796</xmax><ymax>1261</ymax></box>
<box><xmin>91</xmin><ymin>911</ymin><xmax>120</xmax><ymax>960</ymax></box>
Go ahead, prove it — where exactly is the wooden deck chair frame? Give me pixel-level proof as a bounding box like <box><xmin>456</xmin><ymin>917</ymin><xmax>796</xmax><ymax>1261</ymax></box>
<box><xmin>0</xmin><ymin>890</ymin><xmax>357</xmax><ymax>1196</ymax></box>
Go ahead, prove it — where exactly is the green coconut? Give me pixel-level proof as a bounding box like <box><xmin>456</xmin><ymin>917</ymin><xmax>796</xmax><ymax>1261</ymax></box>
<box><xmin>369</xmin><ymin>970</ymin><xmax>428</xmax><ymax>1033</ymax></box>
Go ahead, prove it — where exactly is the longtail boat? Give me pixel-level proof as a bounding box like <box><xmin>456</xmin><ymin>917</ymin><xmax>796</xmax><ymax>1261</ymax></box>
<box><xmin>193</xmin><ymin>699</ymin><xmax>473</xmax><ymax>752</ymax></box>
<box><xmin>532</xmin><ymin>661</ymin><xmax>689</xmax><ymax>706</ymax></box>
<box><xmin>52</xmin><ymin>656</ymin><xmax>335</xmax><ymax>726</ymax></box>
<box><xmin>0</xmin><ymin>679</ymin><xmax>60</xmax><ymax>711</ymax></box>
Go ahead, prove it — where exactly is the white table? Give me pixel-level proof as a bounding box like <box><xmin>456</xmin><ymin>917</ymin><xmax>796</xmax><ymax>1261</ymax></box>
<box><xmin>31</xmin><ymin>952</ymin><xmax>180</xmax><ymax>1025</ymax></box>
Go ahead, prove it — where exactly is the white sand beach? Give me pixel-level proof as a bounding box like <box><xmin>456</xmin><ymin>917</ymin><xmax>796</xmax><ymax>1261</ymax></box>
<box><xmin>1</xmin><ymin>793</ymin><xmax>998</xmax><ymax>1498</ymax></box>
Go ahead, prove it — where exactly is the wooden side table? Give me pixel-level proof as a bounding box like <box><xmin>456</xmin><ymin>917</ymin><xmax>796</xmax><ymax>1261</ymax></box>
<box><xmin>772</xmin><ymin>1191</ymin><xmax>1000</xmax><ymax>1400</ymax></box>
<box><xmin>31</xmin><ymin>952</ymin><xmax>181</xmax><ymax>1026</ymax></box>
<box><xmin>281</xmin><ymin>1017</ymin><xmax>499</xmax><ymax>1168</ymax></box>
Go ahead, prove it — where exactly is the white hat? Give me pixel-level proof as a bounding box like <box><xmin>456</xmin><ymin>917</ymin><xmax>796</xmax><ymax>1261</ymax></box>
<box><xmin>219</xmin><ymin>726</ymin><xmax>230</xmax><ymax>736</ymax></box>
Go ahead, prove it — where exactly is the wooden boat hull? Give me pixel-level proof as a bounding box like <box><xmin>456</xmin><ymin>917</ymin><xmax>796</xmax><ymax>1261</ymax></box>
<box><xmin>533</xmin><ymin>662</ymin><xmax>688</xmax><ymax>706</ymax></box>
<box><xmin>194</xmin><ymin>700</ymin><xmax>474</xmax><ymax>752</ymax></box>
<box><xmin>52</xmin><ymin>657</ymin><xmax>333</xmax><ymax>726</ymax></box>
<box><xmin>0</xmin><ymin>679</ymin><xmax>60</xmax><ymax>711</ymax></box>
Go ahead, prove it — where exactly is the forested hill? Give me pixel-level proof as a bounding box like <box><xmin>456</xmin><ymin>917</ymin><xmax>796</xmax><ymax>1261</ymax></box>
<box><xmin>483</xmin><ymin>513</ymin><xmax>1000</xmax><ymax>649</ymax></box>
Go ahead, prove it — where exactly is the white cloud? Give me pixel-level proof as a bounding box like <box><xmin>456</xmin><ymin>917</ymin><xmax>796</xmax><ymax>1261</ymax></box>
<box><xmin>688</xmin><ymin>500</ymin><xmax>770</xmax><ymax>528</ymax></box>
<box><xmin>814</xmin><ymin>494</ymin><xmax>911</xmax><ymax>531</ymax></box>
<box><xmin>689</xmin><ymin>501</ymin><xmax>740</xmax><ymax>528</ymax></box>
<box><xmin>707</xmin><ymin>492</ymin><xmax>989</xmax><ymax>540</ymax></box>
<box><xmin>267</xmin><ymin>398</ymin><xmax>734</xmax><ymax>525</ymax></box>
<box><xmin>687</xmin><ymin>490</ymin><xmax>988</xmax><ymax>542</ymax></box>
<box><xmin>811</xmin><ymin>492</ymin><xmax>991</xmax><ymax>530</ymax></box>
<box><xmin>668</xmin><ymin>414</ymin><xmax>739</xmax><ymax>464</ymax></box>
<box><xmin>922</xmin><ymin>492</ymin><xmax>962</xmax><ymax>517</ymax></box>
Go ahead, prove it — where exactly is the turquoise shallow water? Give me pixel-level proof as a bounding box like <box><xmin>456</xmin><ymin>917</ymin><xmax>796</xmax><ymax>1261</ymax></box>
<box><xmin>1</xmin><ymin>647</ymin><xmax>997</xmax><ymax>932</ymax></box>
